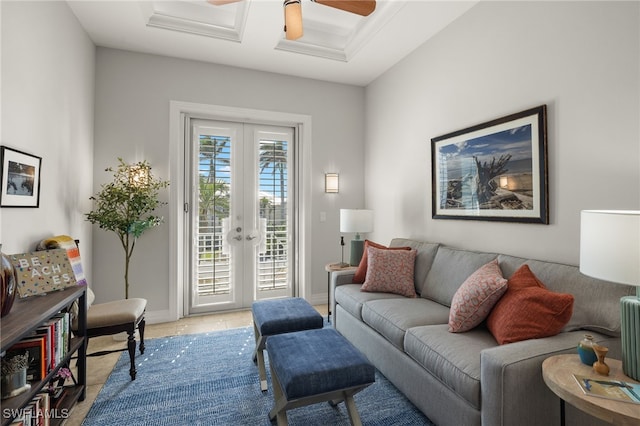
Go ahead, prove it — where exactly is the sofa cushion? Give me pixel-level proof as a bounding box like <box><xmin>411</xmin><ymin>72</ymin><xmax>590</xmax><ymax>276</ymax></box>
<box><xmin>361</xmin><ymin>247</ymin><xmax>418</xmax><ymax>297</ymax></box>
<box><xmin>389</xmin><ymin>239</ymin><xmax>440</xmax><ymax>296</ymax></box>
<box><xmin>335</xmin><ymin>284</ymin><xmax>404</xmax><ymax>322</ymax></box>
<box><xmin>404</xmin><ymin>324</ymin><xmax>497</xmax><ymax>409</ymax></box>
<box><xmin>362</xmin><ymin>298</ymin><xmax>450</xmax><ymax>349</ymax></box>
<box><xmin>352</xmin><ymin>240</ymin><xmax>412</xmax><ymax>284</ymax></box>
<box><xmin>486</xmin><ymin>264</ymin><xmax>574</xmax><ymax>344</ymax></box>
<box><xmin>448</xmin><ymin>259</ymin><xmax>508</xmax><ymax>333</ymax></box>
<box><xmin>423</xmin><ymin>247</ymin><xmax>498</xmax><ymax>307</ymax></box>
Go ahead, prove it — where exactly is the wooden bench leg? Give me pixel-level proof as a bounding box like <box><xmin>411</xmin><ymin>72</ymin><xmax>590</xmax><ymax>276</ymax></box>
<box><xmin>127</xmin><ymin>331</ymin><xmax>137</xmax><ymax>381</ymax></box>
<box><xmin>253</xmin><ymin>322</ymin><xmax>268</xmax><ymax>391</ymax></box>
<box><xmin>268</xmin><ymin>362</ymin><xmax>288</xmax><ymax>425</ymax></box>
<box><xmin>344</xmin><ymin>393</ymin><xmax>362</xmax><ymax>426</ymax></box>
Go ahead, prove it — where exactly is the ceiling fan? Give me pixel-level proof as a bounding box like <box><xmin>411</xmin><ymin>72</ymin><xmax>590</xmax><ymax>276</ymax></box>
<box><xmin>207</xmin><ymin>0</ymin><xmax>376</xmax><ymax>40</ymax></box>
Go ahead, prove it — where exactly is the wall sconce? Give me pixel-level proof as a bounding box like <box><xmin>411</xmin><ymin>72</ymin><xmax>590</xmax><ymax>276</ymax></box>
<box><xmin>128</xmin><ymin>164</ymin><xmax>150</xmax><ymax>188</ymax></box>
<box><xmin>325</xmin><ymin>173</ymin><xmax>339</xmax><ymax>193</ymax></box>
<box><xmin>284</xmin><ymin>0</ymin><xmax>303</xmax><ymax>40</ymax></box>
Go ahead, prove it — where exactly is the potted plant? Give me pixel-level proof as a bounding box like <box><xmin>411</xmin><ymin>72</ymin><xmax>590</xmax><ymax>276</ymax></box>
<box><xmin>86</xmin><ymin>158</ymin><xmax>169</xmax><ymax>299</ymax></box>
<box><xmin>1</xmin><ymin>353</ymin><xmax>30</xmax><ymax>399</ymax></box>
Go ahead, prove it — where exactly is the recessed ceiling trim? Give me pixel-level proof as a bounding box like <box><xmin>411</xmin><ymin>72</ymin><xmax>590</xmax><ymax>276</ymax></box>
<box><xmin>142</xmin><ymin>1</ymin><xmax>250</xmax><ymax>43</ymax></box>
<box><xmin>274</xmin><ymin>0</ymin><xmax>405</xmax><ymax>62</ymax></box>
<box><xmin>275</xmin><ymin>39</ymin><xmax>347</xmax><ymax>62</ymax></box>
<box><xmin>343</xmin><ymin>1</ymin><xmax>405</xmax><ymax>60</ymax></box>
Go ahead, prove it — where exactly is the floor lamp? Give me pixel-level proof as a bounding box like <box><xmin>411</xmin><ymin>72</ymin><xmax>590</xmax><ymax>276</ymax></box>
<box><xmin>579</xmin><ymin>210</ymin><xmax>640</xmax><ymax>381</ymax></box>
<box><xmin>340</xmin><ymin>209</ymin><xmax>373</xmax><ymax>266</ymax></box>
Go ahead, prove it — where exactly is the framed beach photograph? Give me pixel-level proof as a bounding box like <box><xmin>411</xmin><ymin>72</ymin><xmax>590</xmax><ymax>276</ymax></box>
<box><xmin>431</xmin><ymin>105</ymin><xmax>548</xmax><ymax>224</ymax></box>
<box><xmin>0</xmin><ymin>146</ymin><xmax>42</xmax><ymax>208</ymax></box>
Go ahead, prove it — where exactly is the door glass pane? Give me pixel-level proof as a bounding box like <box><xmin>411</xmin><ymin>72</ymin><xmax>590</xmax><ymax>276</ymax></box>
<box><xmin>197</xmin><ymin>135</ymin><xmax>232</xmax><ymax>298</ymax></box>
<box><xmin>258</xmin><ymin>138</ymin><xmax>289</xmax><ymax>293</ymax></box>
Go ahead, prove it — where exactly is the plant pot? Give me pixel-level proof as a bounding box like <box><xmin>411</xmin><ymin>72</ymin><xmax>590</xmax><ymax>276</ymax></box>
<box><xmin>1</xmin><ymin>368</ymin><xmax>30</xmax><ymax>399</ymax></box>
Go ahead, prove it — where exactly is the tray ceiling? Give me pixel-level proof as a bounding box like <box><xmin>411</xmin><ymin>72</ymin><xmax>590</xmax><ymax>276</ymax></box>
<box><xmin>67</xmin><ymin>0</ymin><xmax>478</xmax><ymax>86</ymax></box>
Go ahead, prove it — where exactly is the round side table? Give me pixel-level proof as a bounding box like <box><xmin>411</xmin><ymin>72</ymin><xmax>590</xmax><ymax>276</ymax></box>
<box><xmin>542</xmin><ymin>354</ymin><xmax>640</xmax><ymax>426</ymax></box>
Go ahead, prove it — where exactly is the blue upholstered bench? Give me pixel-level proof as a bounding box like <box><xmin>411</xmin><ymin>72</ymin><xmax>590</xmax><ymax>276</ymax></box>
<box><xmin>266</xmin><ymin>328</ymin><xmax>375</xmax><ymax>426</ymax></box>
<box><xmin>252</xmin><ymin>297</ymin><xmax>323</xmax><ymax>391</ymax></box>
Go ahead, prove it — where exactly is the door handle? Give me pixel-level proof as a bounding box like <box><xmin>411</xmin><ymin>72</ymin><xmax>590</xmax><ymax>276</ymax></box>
<box><xmin>246</xmin><ymin>235</ymin><xmax>257</xmax><ymax>241</ymax></box>
<box><xmin>233</xmin><ymin>235</ymin><xmax>243</xmax><ymax>241</ymax></box>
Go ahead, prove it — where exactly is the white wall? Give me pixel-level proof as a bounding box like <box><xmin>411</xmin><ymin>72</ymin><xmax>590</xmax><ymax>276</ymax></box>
<box><xmin>365</xmin><ymin>1</ymin><xmax>639</xmax><ymax>265</ymax></box>
<box><xmin>93</xmin><ymin>48</ymin><xmax>365</xmax><ymax>318</ymax></box>
<box><xmin>1</xmin><ymin>2</ymin><xmax>95</xmax><ymax>274</ymax></box>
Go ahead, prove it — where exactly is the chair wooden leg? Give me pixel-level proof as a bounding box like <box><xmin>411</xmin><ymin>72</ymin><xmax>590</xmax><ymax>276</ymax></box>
<box><xmin>138</xmin><ymin>318</ymin><xmax>146</xmax><ymax>354</ymax></box>
<box><xmin>127</xmin><ymin>331</ymin><xmax>137</xmax><ymax>381</ymax></box>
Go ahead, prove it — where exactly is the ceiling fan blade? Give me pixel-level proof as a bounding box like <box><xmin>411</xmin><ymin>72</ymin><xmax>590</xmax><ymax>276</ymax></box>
<box><xmin>207</xmin><ymin>0</ymin><xmax>243</xmax><ymax>5</ymax></box>
<box><xmin>312</xmin><ymin>0</ymin><xmax>376</xmax><ymax>16</ymax></box>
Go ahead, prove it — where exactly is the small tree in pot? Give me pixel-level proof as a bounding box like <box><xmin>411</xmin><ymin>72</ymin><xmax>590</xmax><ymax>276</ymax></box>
<box><xmin>86</xmin><ymin>158</ymin><xmax>169</xmax><ymax>299</ymax></box>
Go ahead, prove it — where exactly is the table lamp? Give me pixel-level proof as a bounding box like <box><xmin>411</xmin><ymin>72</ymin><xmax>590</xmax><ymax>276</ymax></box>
<box><xmin>340</xmin><ymin>209</ymin><xmax>373</xmax><ymax>266</ymax></box>
<box><xmin>579</xmin><ymin>210</ymin><xmax>640</xmax><ymax>380</ymax></box>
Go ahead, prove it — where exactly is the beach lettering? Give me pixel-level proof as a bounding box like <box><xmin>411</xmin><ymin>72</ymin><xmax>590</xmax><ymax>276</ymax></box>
<box><xmin>18</xmin><ymin>257</ymin><xmax>73</xmax><ymax>284</ymax></box>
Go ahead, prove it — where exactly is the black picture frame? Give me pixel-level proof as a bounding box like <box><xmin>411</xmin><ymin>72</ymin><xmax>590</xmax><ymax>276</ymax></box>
<box><xmin>431</xmin><ymin>105</ymin><xmax>548</xmax><ymax>224</ymax></box>
<box><xmin>0</xmin><ymin>146</ymin><xmax>42</xmax><ymax>208</ymax></box>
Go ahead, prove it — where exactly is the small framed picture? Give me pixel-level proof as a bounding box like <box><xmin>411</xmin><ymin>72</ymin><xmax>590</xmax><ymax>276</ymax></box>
<box><xmin>1</xmin><ymin>146</ymin><xmax>42</xmax><ymax>208</ymax></box>
<box><xmin>431</xmin><ymin>105</ymin><xmax>548</xmax><ymax>224</ymax></box>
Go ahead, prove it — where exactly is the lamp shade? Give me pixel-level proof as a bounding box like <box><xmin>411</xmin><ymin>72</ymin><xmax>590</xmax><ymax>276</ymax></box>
<box><xmin>340</xmin><ymin>209</ymin><xmax>373</xmax><ymax>234</ymax></box>
<box><xmin>580</xmin><ymin>209</ymin><xmax>640</xmax><ymax>381</ymax></box>
<box><xmin>579</xmin><ymin>210</ymin><xmax>640</xmax><ymax>286</ymax></box>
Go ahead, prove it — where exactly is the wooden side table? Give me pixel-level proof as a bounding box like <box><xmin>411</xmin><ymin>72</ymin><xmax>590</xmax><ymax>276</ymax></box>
<box><xmin>542</xmin><ymin>354</ymin><xmax>640</xmax><ymax>426</ymax></box>
<box><xmin>325</xmin><ymin>263</ymin><xmax>357</xmax><ymax>323</ymax></box>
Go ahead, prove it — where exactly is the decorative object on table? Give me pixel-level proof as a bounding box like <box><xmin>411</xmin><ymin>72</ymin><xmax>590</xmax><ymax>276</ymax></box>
<box><xmin>592</xmin><ymin>345</ymin><xmax>610</xmax><ymax>376</ymax></box>
<box><xmin>340</xmin><ymin>208</ymin><xmax>373</xmax><ymax>266</ymax></box>
<box><xmin>1</xmin><ymin>245</ymin><xmax>18</xmax><ymax>317</ymax></box>
<box><xmin>330</xmin><ymin>236</ymin><xmax>349</xmax><ymax>268</ymax></box>
<box><xmin>580</xmin><ymin>210</ymin><xmax>640</xmax><ymax>381</ymax></box>
<box><xmin>324</xmin><ymin>173</ymin><xmax>339</xmax><ymax>193</ymax></box>
<box><xmin>9</xmin><ymin>249</ymin><xmax>77</xmax><ymax>298</ymax></box>
<box><xmin>577</xmin><ymin>334</ymin><xmax>598</xmax><ymax>366</ymax></box>
<box><xmin>573</xmin><ymin>374</ymin><xmax>640</xmax><ymax>404</ymax></box>
<box><xmin>1</xmin><ymin>353</ymin><xmax>30</xmax><ymax>399</ymax></box>
<box><xmin>47</xmin><ymin>367</ymin><xmax>74</xmax><ymax>400</ymax></box>
<box><xmin>36</xmin><ymin>235</ymin><xmax>87</xmax><ymax>287</ymax></box>
<box><xmin>0</xmin><ymin>146</ymin><xmax>42</xmax><ymax>208</ymax></box>
<box><xmin>431</xmin><ymin>105</ymin><xmax>548</xmax><ymax>224</ymax></box>
<box><xmin>86</xmin><ymin>158</ymin><xmax>169</xmax><ymax>299</ymax></box>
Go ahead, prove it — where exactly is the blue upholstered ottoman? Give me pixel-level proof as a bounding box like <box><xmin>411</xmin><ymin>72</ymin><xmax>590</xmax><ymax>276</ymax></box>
<box><xmin>252</xmin><ymin>297</ymin><xmax>323</xmax><ymax>391</ymax></box>
<box><xmin>266</xmin><ymin>328</ymin><xmax>375</xmax><ymax>426</ymax></box>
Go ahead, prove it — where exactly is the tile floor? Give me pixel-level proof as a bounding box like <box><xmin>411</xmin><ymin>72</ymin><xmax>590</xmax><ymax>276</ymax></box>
<box><xmin>65</xmin><ymin>305</ymin><xmax>328</xmax><ymax>425</ymax></box>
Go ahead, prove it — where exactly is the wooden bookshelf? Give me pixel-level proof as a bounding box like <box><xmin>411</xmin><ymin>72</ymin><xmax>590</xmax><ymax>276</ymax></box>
<box><xmin>1</xmin><ymin>286</ymin><xmax>87</xmax><ymax>426</ymax></box>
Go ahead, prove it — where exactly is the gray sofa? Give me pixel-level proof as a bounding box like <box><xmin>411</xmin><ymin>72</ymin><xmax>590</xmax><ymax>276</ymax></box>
<box><xmin>331</xmin><ymin>238</ymin><xmax>635</xmax><ymax>426</ymax></box>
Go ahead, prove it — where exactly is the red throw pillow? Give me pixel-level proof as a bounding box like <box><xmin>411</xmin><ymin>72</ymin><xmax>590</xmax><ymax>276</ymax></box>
<box><xmin>352</xmin><ymin>240</ymin><xmax>411</xmax><ymax>284</ymax></box>
<box><xmin>486</xmin><ymin>264</ymin><xmax>574</xmax><ymax>345</ymax></box>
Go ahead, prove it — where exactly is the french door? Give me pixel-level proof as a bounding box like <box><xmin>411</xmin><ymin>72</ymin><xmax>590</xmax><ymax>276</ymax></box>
<box><xmin>187</xmin><ymin>119</ymin><xmax>294</xmax><ymax>314</ymax></box>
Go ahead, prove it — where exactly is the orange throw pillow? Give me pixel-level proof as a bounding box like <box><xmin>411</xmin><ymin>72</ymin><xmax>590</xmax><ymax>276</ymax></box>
<box><xmin>486</xmin><ymin>264</ymin><xmax>574</xmax><ymax>345</ymax></box>
<box><xmin>352</xmin><ymin>240</ymin><xmax>412</xmax><ymax>284</ymax></box>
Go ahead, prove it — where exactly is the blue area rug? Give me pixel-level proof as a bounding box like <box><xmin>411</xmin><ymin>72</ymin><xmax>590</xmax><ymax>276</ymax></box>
<box><xmin>83</xmin><ymin>327</ymin><xmax>433</xmax><ymax>425</ymax></box>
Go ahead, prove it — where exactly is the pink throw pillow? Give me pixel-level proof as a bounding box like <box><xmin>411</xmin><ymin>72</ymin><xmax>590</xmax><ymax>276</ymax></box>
<box><xmin>448</xmin><ymin>259</ymin><xmax>508</xmax><ymax>333</ymax></box>
<box><xmin>352</xmin><ymin>240</ymin><xmax>412</xmax><ymax>284</ymax></box>
<box><xmin>361</xmin><ymin>246</ymin><xmax>417</xmax><ymax>298</ymax></box>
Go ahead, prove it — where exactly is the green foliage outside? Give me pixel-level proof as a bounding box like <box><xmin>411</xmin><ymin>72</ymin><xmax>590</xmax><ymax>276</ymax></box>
<box><xmin>86</xmin><ymin>158</ymin><xmax>169</xmax><ymax>299</ymax></box>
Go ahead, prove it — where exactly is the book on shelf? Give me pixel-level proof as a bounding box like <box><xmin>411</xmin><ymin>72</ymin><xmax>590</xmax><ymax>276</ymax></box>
<box><xmin>3</xmin><ymin>310</ymin><xmax>71</xmax><ymax>383</ymax></box>
<box><xmin>573</xmin><ymin>374</ymin><xmax>640</xmax><ymax>404</ymax></box>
